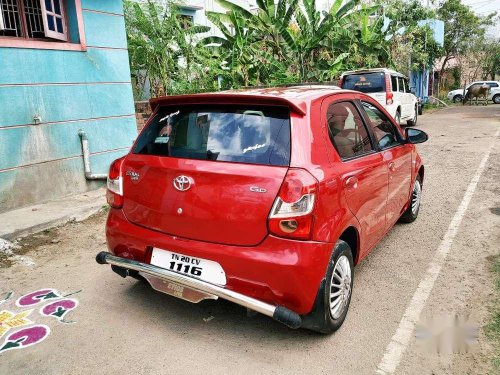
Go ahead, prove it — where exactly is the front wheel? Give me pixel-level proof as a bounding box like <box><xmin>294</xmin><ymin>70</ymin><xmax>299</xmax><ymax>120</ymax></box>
<box><xmin>493</xmin><ymin>95</ymin><xmax>500</xmax><ymax>104</ymax></box>
<box><xmin>453</xmin><ymin>95</ymin><xmax>463</xmax><ymax>103</ymax></box>
<box><xmin>400</xmin><ymin>175</ymin><xmax>422</xmax><ymax>223</ymax></box>
<box><xmin>302</xmin><ymin>240</ymin><xmax>354</xmax><ymax>334</ymax></box>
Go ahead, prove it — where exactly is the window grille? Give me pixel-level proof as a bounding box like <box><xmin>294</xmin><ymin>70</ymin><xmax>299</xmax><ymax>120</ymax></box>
<box><xmin>0</xmin><ymin>0</ymin><xmax>23</xmax><ymax>37</ymax></box>
<box><xmin>0</xmin><ymin>0</ymin><xmax>67</xmax><ymax>41</ymax></box>
<box><xmin>23</xmin><ymin>0</ymin><xmax>45</xmax><ymax>38</ymax></box>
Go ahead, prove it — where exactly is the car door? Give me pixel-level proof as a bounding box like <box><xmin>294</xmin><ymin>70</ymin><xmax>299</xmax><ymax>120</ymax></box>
<box><xmin>359</xmin><ymin>100</ymin><xmax>412</xmax><ymax>229</ymax></box>
<box><xmin>322</xmin><ymin>97</ymin><xmax>388</xmax><ymax>256</ymax></box>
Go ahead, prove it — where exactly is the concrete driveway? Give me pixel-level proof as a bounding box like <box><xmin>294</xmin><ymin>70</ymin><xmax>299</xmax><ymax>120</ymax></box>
<box><xmin>1</xmin><ymin>105</ymin><xmax>499</xmax><ymax>375</ymax></box>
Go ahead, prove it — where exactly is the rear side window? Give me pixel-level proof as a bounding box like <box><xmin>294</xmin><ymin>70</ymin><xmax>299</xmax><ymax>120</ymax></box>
<box><xmin>327</xmin><ymin>101</ymin><xmax>373</xmax><ymax>159</ymax></box>
<box><xmin>341</xmin><ymin>73</ymin><xmax>386</xmax><ymax>93</ymax></box>
<box><xmin>133</xmin><ymin>105</ymin><xmax>291</xmax><ymax>166</ymax></box>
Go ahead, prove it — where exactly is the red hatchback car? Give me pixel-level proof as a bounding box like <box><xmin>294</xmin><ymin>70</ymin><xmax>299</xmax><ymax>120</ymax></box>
<box><xmin>96</xmin><ymin>86</ymin><xmax>428</xmax><ymax>333</ymax></box>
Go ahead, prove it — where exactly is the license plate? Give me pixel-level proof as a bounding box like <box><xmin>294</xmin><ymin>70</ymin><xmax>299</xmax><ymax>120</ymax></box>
<box><xmin>150</xmin><ymin>248</ymin><xmax>226</xmax><ymax>285</ymax></box>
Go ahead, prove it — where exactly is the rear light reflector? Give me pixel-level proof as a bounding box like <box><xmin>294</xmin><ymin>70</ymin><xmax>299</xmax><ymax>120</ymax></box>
<box><xmin>106</xmin><ymin>157</ymin><xmax>125</xmax><ymax>209</ymax></box>
<box><xmin>385</xmin><ymin>74</ymin><xmax>393</xmax><ymax>105</ymax></box>
<box><xmin>268</xmin><ymin>168</ymin><xmax>318</xmax><ymax>240</ymax></box>
<box><xmin>270</xmin><ymin>194</ymin><xmax>315</xmax><ymax>218</ymax></box>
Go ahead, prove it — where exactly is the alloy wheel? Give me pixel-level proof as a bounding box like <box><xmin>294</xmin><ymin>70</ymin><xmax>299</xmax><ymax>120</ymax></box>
<box><xmin>411</xmin><ymin>179</ymin><xmax>422</xmax><ymax>215</ymax></box>
<box><xmin>330</xmin><ymin>255</ymin><xmax>352</xmax><ymax>319</ymax></box>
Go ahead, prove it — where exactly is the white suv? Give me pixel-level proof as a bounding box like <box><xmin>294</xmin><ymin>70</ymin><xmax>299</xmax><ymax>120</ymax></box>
<box><xmin>340</xmin><ymin>68</ymin><xmax>419</xmax><ymax>126</ymax></box>
<box><xmin>447</xmin><ymin>81</ymin><xmax>500</xmax><ymax>104</ymax></box>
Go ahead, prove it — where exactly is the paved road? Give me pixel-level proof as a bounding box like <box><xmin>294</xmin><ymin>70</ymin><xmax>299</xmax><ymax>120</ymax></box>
<box><xmin>1</xmin><ymin>105</ymin><xmax>499</xmax><ymax>375</ymax></box>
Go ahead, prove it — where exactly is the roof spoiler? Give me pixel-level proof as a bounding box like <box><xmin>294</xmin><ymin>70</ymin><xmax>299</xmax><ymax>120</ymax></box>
<box><xmin>149</xmin><ymin>93</ymin><xmax>307</xmax><ymax>116</ymax></box>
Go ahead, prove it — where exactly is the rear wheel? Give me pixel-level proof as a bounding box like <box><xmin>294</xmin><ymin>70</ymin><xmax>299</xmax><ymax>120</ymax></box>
<box><xmin>303</xmin><ymin>240</ymin><xmax>354</xmax><ymax>334</ymax></box>
<box><xmin>400</xmin><ymin>175</ymin><xmax>422</xmax><ymax>223</ymax></box>
<box><xmin>493</xmin><ymin>95</ymin><xmax>500</xmax><ymax>104</ymax></box>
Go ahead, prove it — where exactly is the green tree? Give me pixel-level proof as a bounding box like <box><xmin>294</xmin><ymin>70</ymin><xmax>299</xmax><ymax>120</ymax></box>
<box><xmin>436</xmin><ymin>0</ymin><xmax>495</xmax><ymax>80</ymax></box>
<box><xmin>125</xmin><ymin>0</ymin><xmax>212</xmax><ymax>97</ymax></box>
<box><xmin>482</xmin><ymin>37</ymin><xmax>500</xmax><ymax>80</ymax></box>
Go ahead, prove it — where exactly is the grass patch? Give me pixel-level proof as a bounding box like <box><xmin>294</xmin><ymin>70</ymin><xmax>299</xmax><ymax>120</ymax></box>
<box><xmin>486</xmin><ymin>255</ymin><xmax>500</xmax><ymax>370</ymax></box>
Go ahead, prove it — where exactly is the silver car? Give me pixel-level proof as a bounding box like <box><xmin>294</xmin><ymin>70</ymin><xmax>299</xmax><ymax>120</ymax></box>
<box><xmin>447</xmin><ymin>81</ymin><xmax>500</xmax><ymax>104</ymax></box>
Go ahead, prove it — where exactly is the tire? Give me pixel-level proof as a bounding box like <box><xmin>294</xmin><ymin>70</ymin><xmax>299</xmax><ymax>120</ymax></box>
<box><xmin>394</xmin><ymin>110</ymin><xmax>401</xmax><ymax>125</ymax></box>
<box><xmin>400</xmin><ymin>175</ymin><xmax>422</xmax><ymax>223</ymax></box>
<box><xmin>407</xmin><ymin>106</ymin><xmax>418</xmax><ymax>126</ymax></box>
<box><xmin>418</xmin><ymin>103</ymin><xmax>423</xmax><ymax>115</ymax></box>
<box><xmin>301</xmin><ymin>240</ymin><xmax>354</xmax><ymax>334</ymax></box>
<box><xmin>453</xmin><ymin>95</ymin><xmax>463</xmax><ymax>103</ymax></box>
<box><xmin>493</xmin><ymin>95</ymin><xmax>500</xmax><ymax>104</ymax></box>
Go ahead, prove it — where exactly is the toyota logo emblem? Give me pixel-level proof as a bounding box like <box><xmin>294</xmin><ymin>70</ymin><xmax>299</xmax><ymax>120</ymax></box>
<box><xmin>173</xmin><ymin>175</ymin><xmax>192</xmax><ymax>191</ymax></box>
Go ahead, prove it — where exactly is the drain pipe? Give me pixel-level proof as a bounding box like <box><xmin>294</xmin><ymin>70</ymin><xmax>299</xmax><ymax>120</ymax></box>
<box><xmin>78</xmin><ymin>130</ymin><xmax>107</xmax><ymax>180</ymax></box>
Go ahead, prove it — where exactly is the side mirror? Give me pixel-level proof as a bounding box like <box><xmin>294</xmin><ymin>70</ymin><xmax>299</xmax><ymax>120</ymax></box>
<box><xmin>405</xmin><ymin>128</ymin><xmax>428</xmax><ymax>144</ymax></box>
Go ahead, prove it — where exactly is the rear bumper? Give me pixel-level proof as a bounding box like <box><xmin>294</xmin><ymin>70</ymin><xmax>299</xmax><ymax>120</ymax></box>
<box><xmin>96</xmin><ymin>251</ymin><xmax>302</xmax><ymax>328</ymax></box>
<box><xmin>105</xmin><ymin>209</ymin><xmax>334</xmax><ymax>315</ymax></box>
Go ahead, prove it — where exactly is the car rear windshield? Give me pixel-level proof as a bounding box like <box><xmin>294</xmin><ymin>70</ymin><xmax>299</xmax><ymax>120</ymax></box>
<box><xmin>133</xmin><ymin>104</ymin><xmax>291</xmax><ymax>166</ymax></box>
<box><xmin>341</xmin><ymin>72</ymin><xmax>386</xmax><ymax>93</ymax></box>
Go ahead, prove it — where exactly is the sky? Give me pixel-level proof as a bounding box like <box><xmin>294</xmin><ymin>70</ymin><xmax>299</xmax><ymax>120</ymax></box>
<box><xmin>454</xmin><ymin>0</ymin><xmax>499</xmax><ymax>37</ymax></box>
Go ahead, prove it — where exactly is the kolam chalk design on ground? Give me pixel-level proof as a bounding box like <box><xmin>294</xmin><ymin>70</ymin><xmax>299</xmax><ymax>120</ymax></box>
<box><xmin>0</xmin><ymin>292</ymin><xmax>13</xmax><ymax>306</ymax></box>
<box><xmin>40</xmin><ymin>299</ymin><xmax>79</xmax><ymax>323</ymax></box>
<box><xmin>0</xmin><ymin>288</ymin><xmax>81</xmax><ymax>355</ymax></box>
<box><xmin>0</xmin><ymin>325</ymin><xmax>50</xmax><ymax>354</ymax></box>
<box><xmin>0</xmin><ymin>309</ymin><xmax>33</xmax><ymax>337</ymax></box>
<box><xmin>16</xmin><ymin>289</ymin><xmax>62</xmax><ymax>307</ymax></box>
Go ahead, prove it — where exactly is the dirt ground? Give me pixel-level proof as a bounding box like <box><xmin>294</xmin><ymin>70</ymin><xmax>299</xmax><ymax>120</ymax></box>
<box><xmin>1</xmin><ymin>105</ymin><xmax>499</xmax><ymax>375</ymax></box>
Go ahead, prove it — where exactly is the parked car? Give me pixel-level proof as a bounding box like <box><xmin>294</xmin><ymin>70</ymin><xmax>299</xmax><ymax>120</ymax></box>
<box><xmin>96</xmin><ymin>86</ymin><xmax>428</xmax><ymax>333</ymax></box>
<box><xmin>447</xmin><ymin>81</ymin><xmax>500</xmax><ymax>104</ymax></box>
<box><xmin>339</xmin><ymin>68</ymin><xmax>420</xmax><ymax>126</ymax></box>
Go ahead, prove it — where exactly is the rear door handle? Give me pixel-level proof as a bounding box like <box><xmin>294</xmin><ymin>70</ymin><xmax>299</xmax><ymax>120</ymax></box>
<box><xmin>344</xmin><ymin>176</ymin><xmax>358</xmax><ymax>190</ymax></box>
<box><xmin>389</xmin><ymin>162</ymin><xmax>396</xmax><ymax>172</ymax></box>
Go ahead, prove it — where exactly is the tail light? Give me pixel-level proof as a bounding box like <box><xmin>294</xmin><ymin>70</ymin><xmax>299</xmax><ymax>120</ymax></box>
<box><xmin>268</xmin><ymin>168</ymin><xmax>318</xmax><ymax>240</ymax></box>
<box><xmin>385</xmin><ymin>74</ymin><xmax>393</xmax><ymax>105</ymax></box>
<box><xmin>106</xmin><ymin>157</ymin><xmax>125</xmax><ymax>208</ymax></box>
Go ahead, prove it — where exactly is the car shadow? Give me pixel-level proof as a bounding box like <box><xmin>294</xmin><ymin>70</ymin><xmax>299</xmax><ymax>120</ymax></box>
<box><xmin>121</xmin><ymin>278</ymin><xmax>329</xmax><ymax>342</ymax></box>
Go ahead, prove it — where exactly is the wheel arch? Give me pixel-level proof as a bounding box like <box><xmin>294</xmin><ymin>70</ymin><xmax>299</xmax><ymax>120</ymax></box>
<box><xmin>418</xmin><ymin>165</ymin><xmax>424</xmax><ymax>186</ymax></box>
<box><xmin>339</xmin><ymin>226</ymin><xmax>359</xmax><ymax>265</ymax></box>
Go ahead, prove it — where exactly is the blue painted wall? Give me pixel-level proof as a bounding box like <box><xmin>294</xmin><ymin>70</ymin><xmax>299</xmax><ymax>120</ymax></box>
<box><xmin>410</xmin><ymin>19</ymin><xmax>445</xmax><ymax>103</ymax></box>
<box><xmin>0</xmin><ymin>0</ymin><xmax>137</xmax><ymax>212</ymax></box>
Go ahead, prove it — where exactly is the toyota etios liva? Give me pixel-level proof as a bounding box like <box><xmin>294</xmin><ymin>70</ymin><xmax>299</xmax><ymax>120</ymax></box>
<box><xmin>96</xmin><ymin>86</ymin><xmax>428</xmax><ymax>333</ymax></box>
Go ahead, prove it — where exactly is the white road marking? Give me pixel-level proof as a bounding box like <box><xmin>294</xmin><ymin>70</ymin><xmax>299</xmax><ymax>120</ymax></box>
<box><xmin>376</xmin><ymin>126</ymin><xmax>500</xmax><ymax>374</ymax></box>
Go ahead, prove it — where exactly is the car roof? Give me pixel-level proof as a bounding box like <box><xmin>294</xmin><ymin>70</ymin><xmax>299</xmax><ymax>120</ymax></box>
<box><xmin>341</xmin><ymin>68</ymin><xmax>407</xmax><ymax>78</ymax></box>
<box><xmin>150</xmin><ymin>85</ymin><xmax>358</xmax><ymax>116</ymax></box>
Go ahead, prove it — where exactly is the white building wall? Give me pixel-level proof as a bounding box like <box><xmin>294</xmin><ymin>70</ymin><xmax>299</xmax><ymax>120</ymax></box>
<box><xmin>177</xmin><ymin>0</ymin><xmax>255</xmax><ymax>38</ymax></box>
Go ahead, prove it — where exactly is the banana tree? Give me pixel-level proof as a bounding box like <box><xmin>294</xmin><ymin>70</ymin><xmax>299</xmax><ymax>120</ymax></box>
<box><xmin>280</xmin><ymin>0</ymin><xmax>359</xmax><ymax>80</ymax></box>
<box><xmin>202</xmin><ymin>10</ymin><xmax>259</xmax><ymax>86</ymax></box>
